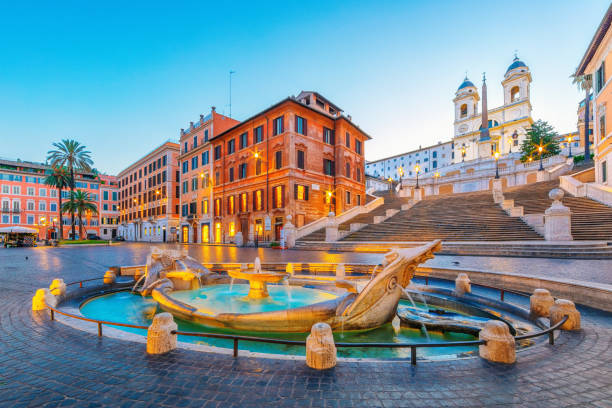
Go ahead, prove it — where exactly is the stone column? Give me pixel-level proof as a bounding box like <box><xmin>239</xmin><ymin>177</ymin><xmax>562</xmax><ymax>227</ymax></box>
<box><xmin>306</xmin><ymin>322</ymin><xmax>337</xmax><ymax>370</ymax></box>
<box><xmin>479</xmin><ymin>320</ymin><xmax>516</xmax><ymax>364</ymax></box>
<box><xmin>325</xmin><ymin>212</ymin><xmax>339</xmax><ymax>242</ymax></box>
<box><xmin>544</xmin><ymin>189</ymin><xmax>572</xmax><ymax>241</ymax></box>
<box><xmin>146</xmin><ymin>313</ymin><xmax>178</xmax><ymax>354</ymax></box>
<box><xmin>455</xmin><ymin>273</ymin><xmax>471</xmax><ymax>295</ymax></box>
<box><xmin>49</xmin><ymin>279</ymin><xmax>66</xmax><ymax>297</ymax></box>
<box><xmin>283</xmin><ymin>215</ymin><xmax>296</xmax><ymax>249</ymax></box>
<box><xmin>492</xmin><ymin>178</ymin><xmax>504</xmax><ymax>204</ymax></box>
<box><xmin>413</xmin><ymin>188</ymin><xmax>423</xmax><ymax>202</ymax></box>
<box><xmin>549</xmin><ymin>299</ymin><xmax>581</xmax><ymax>330</ymax></box>
<box><xmin>32</xmin><ymin>288</ymin><xmax>56</xmax><ymax>311</ymax></box>
<box><xmin>529</xmin><ymin>289</ymin><xmax>554</xmax><ymax>318</ymax></box>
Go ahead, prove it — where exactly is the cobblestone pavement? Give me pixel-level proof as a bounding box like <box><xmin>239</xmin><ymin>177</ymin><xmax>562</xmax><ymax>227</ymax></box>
<box><xmin>0</xmin><ymin>244</ymin><xmax>611</xmax><ymax>407</ymax></box>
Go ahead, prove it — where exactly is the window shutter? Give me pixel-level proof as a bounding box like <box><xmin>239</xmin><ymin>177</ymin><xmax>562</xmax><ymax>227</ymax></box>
<box><xmin>281</xmin><ymin>116</ymin><xmax>284</xmax><ymax>133</ymax></box>
<box><xmin>281</xmin><ymin>185</ymin><xmax>286</xmax><ymax>207</ymax></box>
<box><xmin>305</xmin><ymin>186</ymin><xmax>309</xmax><ymax>201</ymax></box>
<box><xmin>294</xmin><ymin>184</ymin><xmax>298</xmax><ymax>199</ymax></box>
<box><xmin>303</xmin><ymin>118</ymin><xmax>307</xmax><ymax>136</ymax></box>
<box><xmin>252</xmin><ymin>191</ymin><xmax>256</xmax><ymax>211</ymax></box>
<box><xmin>295</xmin><ymin>116</ymin><xmax>298</xmax><ymax>134</ymax></box>
<box><xmin>331</xmin><ymin>130</ymin><xmax>335</xmax><ymax>145</ymax></box>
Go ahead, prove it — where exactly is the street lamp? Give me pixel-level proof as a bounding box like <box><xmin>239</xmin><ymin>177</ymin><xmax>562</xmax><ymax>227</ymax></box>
<box><xmin>414</xmin><ymin>164</ymin><xmax>421</xmax><ymax>189</ymax></box>
<box><xmin>538</xmin><ymin>145</ymin><xmax>544</xmax><ymax>171</ymax></box>
<box><xmin>326</xmin><ymin>190</ymin><xmax>333</xmax><ymax>213</ymax></box>
<box><xmin>566</xmin><ymin>135</ymin><xmax>573</xmax><ymax>157</ymax></box>
<box><xmin>494</xmin><ymin>151</ymin><xmax>500</xmax><ymax>179</ymax></box>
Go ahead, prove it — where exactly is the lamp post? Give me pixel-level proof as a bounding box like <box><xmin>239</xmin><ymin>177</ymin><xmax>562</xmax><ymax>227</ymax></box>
<box><xmin>566</xmin><ymin>135</ymin><xmax>573</xmax><ymax>157</ymax></box>
<box><xmin>414</xmin><ymin>165</ymin><xmax>421</xmax><ymax>189</ymax></box>
<box><xmin>326</xmin><ymin>190</ymin><xmax>333</xmax><ymax>213</ymax></box>
<box><xmin>494</xmin><ymin>151</ymin><xmax>500</xmax><ymax>179</ymax></box>
<box><xmin>397</xmin><ymin>167</ymin><xmax>404</xmax><ymax>183</ymax></box>
<box><xmin>538</xmin><ymin>145</ymin><xmax>544</xmax><ymax>171</ymax></box>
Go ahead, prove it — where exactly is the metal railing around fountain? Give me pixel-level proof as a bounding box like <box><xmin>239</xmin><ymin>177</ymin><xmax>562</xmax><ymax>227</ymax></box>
<box><xmin>46</xmin><ymin>277</ymin><xmax>569</xmax><ymax>365</ymax></box>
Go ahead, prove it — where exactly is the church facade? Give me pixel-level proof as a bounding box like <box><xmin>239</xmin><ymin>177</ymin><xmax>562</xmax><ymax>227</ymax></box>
<box><xmin>453</xmin><ymin>56</ymin><xmax>533</xmax><ymax>162</ymax></box>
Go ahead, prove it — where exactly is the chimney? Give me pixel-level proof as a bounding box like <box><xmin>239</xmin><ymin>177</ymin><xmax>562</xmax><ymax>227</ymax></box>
<box><xmin>211</xmin><ymin>106</ymin><xmax>216</xmax><ymax>112</ymax></box>
<box><xmin>200</xmin><ymin>114</ymin><xmax>204</xmax><ymax>121</ymax></box>
<box><xmin>190</xmin><ymin>121</ymin><xmax>194</xmax><ymax>128</ymax></box>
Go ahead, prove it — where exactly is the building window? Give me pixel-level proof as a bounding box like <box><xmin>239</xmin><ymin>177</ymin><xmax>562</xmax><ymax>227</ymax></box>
<box><xmin>595</xmin><ymin>62</ymin><xmax>606</xmax><ymax>93</ymax></box>
<box><xmin>297</xmin><ymin>150</ymin><xmax>305</xmax><ymax>170</ymax></box>
<box><xmin>27</xmin><ymin>187</ymin><xmax>35</xmax><ymax>196</ymax></box>
<box><xmin>240</xmin><ymin>132</ymin><xmax>248</xmax><ymax>149</ymax></box>
<box><xmin>39</xmin><ymin>188</ymin><xmax>47</xmax><ymax>197</ymax></box>
<box><xmin>50</xmin><ymin>203</ymin><xmax>57</xmax><ymax>212</ymax></box>
<box><xmin>229</xmin><ymin>167</ymin><xmax>235</xmax><ymax>182</ymax></box>
<box><xmin>214</xmin><ymin>198</ymin><xmax>221</xmax><ymax>216</ymax></box>
<box><xmin>202</xmin><ymin>199</ymin><xmax>209</xmax><ymax>214</ymax></box>
<box><xmin>204</xmin><ymin>129</ymin><xmax>209</xmax><ymax>142</ymax></box>
<box><xmin>357</xmin><ymin>194</ymin><xmax>361</xmax><ymax>206</ymax></box>
<box><xmin>201</xmin><ymin>173</ymin><xmax>209</xmax><ymax>188</ymax></box>
<box><xmin>227</xmin><ymin>139</ymin><xmax>236</xmax><ymax>155</ymax></box>
<box><xmin>255</xmin><ymin>158</ymin><xmax>262</xmax><ymax>175</ymax></box>
<box><xmin>215</xmin><ymin>171</ymin><xmax>220</xmax><ymax>186</ymax></box>
<box><xmin>27</xmin><ymin>201</ymin><xmax>34</xmax><ymax>211</ymax></box>
<box><xmin>295</xmin><ymin>116</ymin><xmax>307</xmax><ymax>135</ymax></box>
<box><xmin>182</xmin><ymin>161</ymin><xmax>188</xmax><ymax>174</ymax></box>
<box><xmin>189</xmin><ymin>202</ymin><xmax>197</xmax><ymax>215</ymax></box>
<box><xmin>238</xmin><ymin>163</ymin><xmax>247</xmax><ymax>179</ymax></box>
<box><xmin>345</xmin><ymin>132</ymin><xmax>350</xmax><ymax>148</ymax></box>
<box><xmin>214</xmin><ymin>145</ymin><xmax>222</xmax><ymax>160</ymax></box>
<box><xmin>346</xmin><ymin>191</ymin><xmax>351</xmax><ymax>205</ymax></box>
<box><xmin>355</xmin><ymin>140</ymin><xmax>362</xmax><ymax>155</ymax></box>
<box><xmin>275</xmin><ymin>151</ymin><xmax>282</xmax><ymax>170</ymax></box>
<box><xmin>345</xmin><ymin>163</ymin><xmax>351</xmax><ymax>178</ymax></box>
<box><xmin>254</xmin><ymin>125</ymin><xmax>264</xmax><ymax>143</ymax></box>
<box><xmin>12</xmin><ymin>215</ymin><xmax>19</xmax><ymax>224</ymax></box>
<box><xmin>510</xmin><ymin>86</ymin><xmax>520</xmax><ymax>102</ymax></box>
<box><xmin>202</xmin><ymin>151</ymin><xmax>209</xmax><ymax>165</ymax></box>
<box><xmin>323</xmin><ymin>159</ymin><xmax>335</xmax><ymax>176</ymax></box>
<box><xmin>240</xmin><ymin>193</ymin><xmax>248</xmax><ymax>212</ymax></box>
<box><xmin>323</xmin><ymin>127</ymin><xmax>334</xmax><ymax>144</ymax></box>
<box><xmin>356</xmin><ymin>168</ymin><xmax>361</xmax><ymax>182</ymax></box>
<box><xmin>432</xmin><ymin>151</ymin><xmax>437</xmax><ymax>158</ymax></box>
<box><xmin>273</xmin><ymin>116</ymin><xmax>284</xmax><ymax>135</ymax></box>
<box><xmin>600</xmin><ymin>114</ymin><xmax>606</xmax><ymax>139</ymax></box>
<box><xmin>229</xmin><ymin>221</ymin><xmax>235</xmax><ymax>237</ymax></box>
<box><xmin>460</xmin><ymin>104</ymin><xmax>468</xmax><ymax>118</ymax></box>
<box><xmin>294</xmin><ymin>184</ymin><xmax>309</xmax><ymax>201</ymax></box>
<box><xmin>181</xmin><ymin>204</ymin><xmax>188</xmax><ymax>217</ymax></box>
<box><xmin>184</xmin><ymin>142</ymin><xmax>188</xmax><ymax>153</ymax></box>
<box><xmin>191</xmin><ymin>156</ymin><xmax>198</xmax><ymax>170</ymax></box>
<box><xmin>254</xmin><ymin>189</ymin><xmax>263</xmax><ymax>211</ymax></box>
<box><xmin>272</xmin><ymin>185</ymin><xmax>284</xmax><ymax>208</ymax></box>
<box><xmin>182</xmin><ymin>181</ymin><xmax>188</xmax><ymax>194</ymax></box>
<box><xmin>193</xmin><ymin>135</ymin><xmax>198</xmax><ymax>148</ymax></box>
<box><xmin>603</xmin><ymin>161</ymin><xmax>608</xmax><ymax>183</ymax></box>
<box><xmin>191</xmin><ymin>178</ymin><xmax>198</xmax><ymax>191</ymax></box>
<box><xmin>228</xmin><ymin>196</ymin><xmax>235</xmax><ymax>214</ymax></box>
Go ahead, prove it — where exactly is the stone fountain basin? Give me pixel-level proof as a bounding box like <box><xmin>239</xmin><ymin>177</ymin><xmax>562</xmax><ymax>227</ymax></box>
<box><xmin>227</xmin><ymin>269</ymin><xmax>289</xmax><ymax>283</ymax></box>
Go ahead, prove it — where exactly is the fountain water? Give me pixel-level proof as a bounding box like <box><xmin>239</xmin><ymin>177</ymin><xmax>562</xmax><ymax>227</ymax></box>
<box><xmin>401</xmin><ymin>287</ymin><xmax>430</xmax><ymax>340</ymax></box>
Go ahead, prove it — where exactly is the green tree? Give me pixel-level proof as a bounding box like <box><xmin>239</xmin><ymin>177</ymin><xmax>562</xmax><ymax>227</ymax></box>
<box><xmin>61</xmin><ymin>190</ymin><xmax>98</xmax><ymax>240</ymax></box>
<box><xmin>47</xmin><ymin>140</ymin><xmax>93</xmax><ymax>240</ymax></box>
<box><xmin>571</xmin><ymin>74</ymin><xmax>593</xmax><ymax>163</ymax></box>
<box><xmin>519</xmin><ymin>120</ymin><xmax>561</xmax><ymax>162</ymax></box>
<box><xmin>44</xmin><ymin>166</ymin><xmax>70</xmax><ymax>240</ymax></box>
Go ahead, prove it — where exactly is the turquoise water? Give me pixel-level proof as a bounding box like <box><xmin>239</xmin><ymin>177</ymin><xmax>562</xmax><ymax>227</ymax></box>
<box><xmin>169</xmin><ymin>284</ymin><xmax>338</xmax><ymax>315</ymax></box>
<box><xmin>80</xmin><ymin>289</ymin><xmax>479</xmax><ymax>359</ymax></box>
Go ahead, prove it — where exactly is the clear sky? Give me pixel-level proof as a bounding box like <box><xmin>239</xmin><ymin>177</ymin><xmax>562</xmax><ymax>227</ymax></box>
<box><xmin>0</xmin><ymin>1</ymin><xmax>609</xmax><ymax>174</ymax></box>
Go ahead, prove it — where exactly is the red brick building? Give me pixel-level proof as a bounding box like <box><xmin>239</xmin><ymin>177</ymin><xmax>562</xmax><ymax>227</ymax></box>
<box><xmin>176</xmin><ymin>108</ymin><xmax>239</xmax><ymax>243</ymax></box>
<box><xmin>209</xmin><ymin>91</ymin><xmax>370</xmax><ymax>243</ymax></box>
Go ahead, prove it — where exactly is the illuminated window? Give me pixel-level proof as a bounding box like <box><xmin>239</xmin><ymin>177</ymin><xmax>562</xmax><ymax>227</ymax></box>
<box><xmin>254</xmin><ymin>190</ymin><xmax>263</xmax><ymax>211</ymax></box>
<box><xmin>229</xmin><ymin>222</ymin><xmax>235</xmax><ymax>237</ymax></box>
<box><xmin>202</xmin><ymin>224</ymin><xmax>209</xmax><ymax>243</ymax></box>
<box><xmin>273</xmin><ymin>185</ymin><xmax>284</xmax><ymax>208</ymax></box>
<box><xmin>228</xmin><ymin>196</ymin><xmax>235</xmax><ymax>214</ymax></box>
<box><xmin>201</xmin><ymin>200</ymin><xmax>208</xmax><ymax>214</ymax></box>
<box><xmin>214</xmin><ymin>199</ymin><xmax>221</xmax><ymax>216</ymax></box>
<box><xmin>294</xmin><ymin>184</ymin><xmax>308</xmax><ymax>201</ymax></box>
<box><xmin>240</xmin><ymin>193</ymin><xmax>247</xmax><ymax>212</ymax></box>
<box><xmin>214</xmin><ymin>222</ymin><xmax>221</xmax><ymax>243</ymax></box>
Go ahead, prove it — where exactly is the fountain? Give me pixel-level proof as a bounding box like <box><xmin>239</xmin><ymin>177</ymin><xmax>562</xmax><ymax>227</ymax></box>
<box><xmin>226</xmin><ymin>257</ymin><xmax>289</xmax><ymax>299</ymax></box>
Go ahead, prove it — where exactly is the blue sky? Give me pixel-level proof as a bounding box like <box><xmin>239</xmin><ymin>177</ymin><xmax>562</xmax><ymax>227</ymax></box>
<box><xmin>0</xmin><ymin>1</ymin><xmax>609</xmax><ymax>174</ymax></box>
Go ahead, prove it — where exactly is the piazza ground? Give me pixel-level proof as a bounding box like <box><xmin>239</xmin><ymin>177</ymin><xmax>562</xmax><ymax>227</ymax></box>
<box><xmin>1</xmin><ymin>243</ymin><xmax>611</xmax><ymax>407</ymax></box>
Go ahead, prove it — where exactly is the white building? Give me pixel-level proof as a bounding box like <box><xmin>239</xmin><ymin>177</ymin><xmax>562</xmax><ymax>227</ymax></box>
<box><xmin>453</xmin><ymin>55</ymin><xmax>533</xmax><ymax>162</ymax></box>
<box><xmin>365</xmin><ymin>141</ymin><xmax>454</xmax><ymax>181</ymax></box>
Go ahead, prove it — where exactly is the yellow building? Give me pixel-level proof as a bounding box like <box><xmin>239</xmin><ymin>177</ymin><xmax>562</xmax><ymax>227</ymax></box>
<box><xmin>575</xmin><ymin>4</ymin><xmax>612</xmax><ymax>185</ymax></box>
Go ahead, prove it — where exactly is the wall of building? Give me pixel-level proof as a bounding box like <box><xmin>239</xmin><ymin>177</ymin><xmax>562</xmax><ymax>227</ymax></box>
<box><xmin>365</xmin><ymin>142</ymin><xmax>454</xmax><ymax>180</ymax></box>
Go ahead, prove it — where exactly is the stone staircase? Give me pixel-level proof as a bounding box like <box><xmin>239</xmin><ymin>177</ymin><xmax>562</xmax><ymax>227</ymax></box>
<box><xmin>298</xmin><ymin>191</ymin><xmax>410</xmax><ymax>241</ymax></box>
<box><xmin>340</xmin><ymin>190</ymin><xmax>542</xmax><ymax>242</ymax></box>
<box><xmin>503</xmin><ymin>179</ymin><xmax>612</xmax><ymax>241</ymax></box>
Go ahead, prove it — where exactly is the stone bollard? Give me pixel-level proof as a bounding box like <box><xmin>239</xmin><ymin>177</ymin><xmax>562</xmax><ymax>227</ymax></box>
<box><xmin>479</xmin><ymin>320</ymin><xmax>515</xmax><ymax>364</ymax></box>
<box><xmin>325</xmin><ymin>212</ymin><xmax>339</xmax><ymax>242</ymax></box>
<box><xmin>544</xmin><ymin>189</ymin><xmax>573</xmax><ymax>241</ymax></box>
<box><xmin>335</xmin><ymin>263</ymin><xmax>345</xmax><ymax>279</ymax></box>
<box><xmin>32</xmin><ymin>288</ymin><xmax>57</xmax><ymax>311</ymax></box>
<box><xmin>146</xmin><ymin>313</ymin><xmax>178</xmax><ymax>354</ymax></box>
<box><xmin>455</xmin><ymin>273</ymin><xmax>471</xmax><ymax>295</ymax></box>
<box><xmin>530</xmin><ymin>289</ymin><xmax>555</xmax><ymax>318</ymax></box>
<box><xmin>49</xmin><ymin>279</ymin><xmax>66</xmax><ymax>297</ymax></box>
<box><xmin>103</xmin><ymin>270</ymin><xmax>117</xmax><ymax>285</ymax></box>
<box><xmin>549</xmin><ymin>299</ymin><xmax>581</xmax><ymax>330</ymax></box>
<box><xmin>306</xmin><ymin>322</ymin><xmax>337</xmax><ymax>370</ymax></box>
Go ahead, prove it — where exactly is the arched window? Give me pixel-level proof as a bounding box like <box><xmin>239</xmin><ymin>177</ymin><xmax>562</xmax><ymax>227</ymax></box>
<box><xmin>510</xmin><ymin>86</ymin><xmax>520</xmax><ymax>102</ymax></box>
<box><xmin>460</xmin><ymin>104</ymin><xmax>468</xmax><ymax>118</ymax></box>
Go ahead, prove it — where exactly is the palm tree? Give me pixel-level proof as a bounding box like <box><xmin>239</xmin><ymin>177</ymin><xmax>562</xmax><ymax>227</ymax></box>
<box><xmin>44</xmin><ymin>166</ymin><xmax>70</xmax><ymax>240</ymax></box>
<box><xmin>47</xmin><ymin>140</ymin><xmax>93</xmax><ymax>239</ymax></box>
<box><xmin>61</xmin><ymin>190</ymin><xmax>98</xmax><ymax>240</ymax></box>
<box><xmin>572</xmin><ymin>74</ymin><xmax>593</xmax><ymax>163</ymax></box>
